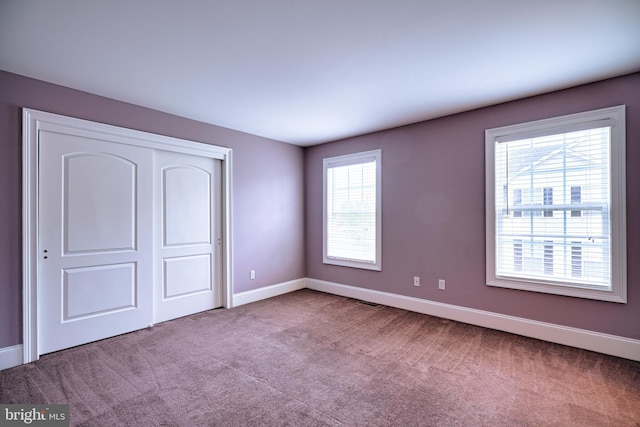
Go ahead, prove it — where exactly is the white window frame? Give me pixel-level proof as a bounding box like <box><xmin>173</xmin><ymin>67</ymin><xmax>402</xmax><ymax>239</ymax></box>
<box><xmin>485</xmin><ymin>105</ymin><xmax>626</xmax><ymax>303</ymax></box>
<box><xmin>323</xmin><ymin>149</ymin><xmax>382</xmax><ymax>271</ymax></box>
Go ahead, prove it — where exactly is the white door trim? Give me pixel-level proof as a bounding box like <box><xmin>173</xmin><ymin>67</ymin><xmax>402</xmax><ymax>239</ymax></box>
<box><xmin>22</xmin><ymin>108</ymin><xmax>234</xmax><ymax>364</ymax></box>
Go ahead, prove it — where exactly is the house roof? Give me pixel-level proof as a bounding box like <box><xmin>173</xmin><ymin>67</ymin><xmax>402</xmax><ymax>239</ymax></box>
<box><xmin>1</xmin><ymin>0</ymin><xmax>639</xmax><ymax>146</ymax></box>
<box><xmin>504</xmin><ymin>129</ymin><xmax>608</xmax><ymax>181</ymax></box>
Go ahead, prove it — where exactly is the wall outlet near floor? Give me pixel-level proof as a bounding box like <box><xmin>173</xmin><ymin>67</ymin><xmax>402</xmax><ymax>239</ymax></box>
<box><xmin>413</xmin><ymin>276</ymin><xmax>420</xmax><ymax>287</ymax></box>
<box><xmin>250</xmin><ymin>270</ymin><xmax>256</xmax><ymax>280</ymax></box>
<box><xmin>438</xmin><ymin>279</ymin><xmax>445</xmax><ymax>290</ymax></box>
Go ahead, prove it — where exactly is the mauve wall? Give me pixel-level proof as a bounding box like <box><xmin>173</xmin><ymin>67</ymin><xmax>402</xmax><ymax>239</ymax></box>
<box><xmin>0</xmin><ymin>70</ymin><xmax>305</xmax><ymax>349</ymax></box>
<box><xmin>305</xmin><ymin>72</ymin><xmax>640</xmax><ymax>340</ymax></box>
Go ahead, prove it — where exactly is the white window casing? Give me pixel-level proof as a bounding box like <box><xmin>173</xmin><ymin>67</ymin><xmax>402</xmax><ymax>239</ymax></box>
<box><xmin>323</xmin><ymin>150</ymin><xmax>382</xmax><ymax>271</ymax></box>
<box><xmin>485</xmin><ymin>106</ymin><xmax>626</xmax><ymax>302</ymax></box>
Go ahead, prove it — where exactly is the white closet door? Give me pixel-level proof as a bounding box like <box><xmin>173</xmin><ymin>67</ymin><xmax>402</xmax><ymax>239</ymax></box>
<box><xmin>38</xmin><ymin>131</ymin><xmax>154</xmax><ymax>355</ymax></box>
<box><xmin>153</xmin><ymin>150</ymin><xmax>222</xmax><ymax>323</ymax></box>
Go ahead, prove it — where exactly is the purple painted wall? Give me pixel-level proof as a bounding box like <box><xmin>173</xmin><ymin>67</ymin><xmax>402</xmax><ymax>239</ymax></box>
<box><xmin>0</xmin><ymin>70</ymin><xmax>305</xmax><ymax>349</ymax></box>
<box><xmin>305</xmin><ymin>72</ymin><xmax>640</xmax><ymax>340</ymax></box>
<box><xmin>2</xmin><ymin>69</ymin><xmax>637</xmax><ymax>350</ymax></box>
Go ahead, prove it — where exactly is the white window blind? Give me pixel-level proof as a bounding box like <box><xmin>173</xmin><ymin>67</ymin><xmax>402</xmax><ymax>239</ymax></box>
<box><xmin>323</xmin><ymin>150</ymin><xmax>381</xmax><ymax>270</ymax></box>
<box><xmin>485</xmin><ymin>106</ymin><xmax>626</xmax><ymax>303</ymax></box>
<box><xmin>495</xmin><ymin>126</ymin><xmax>610</xmax><ymax>286</ymax></box>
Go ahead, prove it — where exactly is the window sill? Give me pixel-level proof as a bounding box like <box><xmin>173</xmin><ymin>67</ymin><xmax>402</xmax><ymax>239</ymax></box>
<box><xmin>487</xmin><ymin>277</ymin><xmax>626</xmax><ymax>303</ymax></box>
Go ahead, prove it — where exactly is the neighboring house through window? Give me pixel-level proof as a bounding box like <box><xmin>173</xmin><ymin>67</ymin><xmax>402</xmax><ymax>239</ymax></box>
<box><xmin>485</xmin><ymin>106</ymin><xmax>627</xmax><ymax>302</ymax></box>
<box><xmin>323</xmin><ymin>150</ymin><xmax>382</xmax><ymax>271</ymax></box>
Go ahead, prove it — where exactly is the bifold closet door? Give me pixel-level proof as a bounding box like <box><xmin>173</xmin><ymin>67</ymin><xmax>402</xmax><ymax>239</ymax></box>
<box><xmin>38</xmin><ymin>131</ymin><xmax>154</xmax><ymax>355</ymax></box>
<box><xmin>153</xmin><ymin>150</ymin><xmax>222</xmax><ymax>324</ymax></box>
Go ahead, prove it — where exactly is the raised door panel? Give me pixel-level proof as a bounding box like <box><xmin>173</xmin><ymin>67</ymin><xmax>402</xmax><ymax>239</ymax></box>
<box><xmin>63</xmin><ymin>263</ymin><xmax>136</xmax><ymax>320</ymax></box>
<box><xmin>163</xmin><ymin>166</ymin><xmax>211</xmax><ymax>246</ymax></box>
<box><xmin>65</xmin><ymin>154</ymin><xmax>137</xmax><ymax>253</ymax></box>
<box><xmin>163</xmin><ymin>254</ymin><xmax>212</xmax><ymax>299</ymax></box>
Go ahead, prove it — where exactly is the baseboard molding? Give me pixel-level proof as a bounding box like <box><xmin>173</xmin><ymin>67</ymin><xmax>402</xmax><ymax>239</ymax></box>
<box><xmin>233</xmin><ymin>278</ymin><xmax>307</xmax><ymax>307</ymax></box>
<box><xmin>9</xmin><ymin>277</ymin><xmax>634</xmax><ymax>368</ymax></box>
<box><xmin>0</xmin><ymin>344</ymin><xmax>23</xmax><ymax>371</ymax></box>
<box><xmin>306</xmin><ymin>278</ymin><xmax>640</xmax><ymax>362</ymax></box>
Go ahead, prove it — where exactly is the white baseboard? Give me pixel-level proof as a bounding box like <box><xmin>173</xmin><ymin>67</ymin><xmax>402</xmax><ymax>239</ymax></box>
<box><xmin>0</xmin><ymin>344</ymin><xmax>23</xmax><ymax>371</ymax></box>
<box><xmin>306</xmin><ymin>278</ymin><xmax>640</xmax><ymax>362</ymax></box>
<box><xmin>232</xmin><ymin>278</ymin><xmax>307</xmax><ymax>307</ymax></box>
<box><xmin>6</xmin><ymin>277</ymin><xmax>638</xmax><ymax>368</ymax></box>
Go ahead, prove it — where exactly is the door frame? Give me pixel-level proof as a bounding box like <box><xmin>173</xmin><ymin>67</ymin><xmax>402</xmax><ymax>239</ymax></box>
<box><xmin>22</xmin><ymin>108</ymin><xmax>234</xmax><ymax>363</ymax></box>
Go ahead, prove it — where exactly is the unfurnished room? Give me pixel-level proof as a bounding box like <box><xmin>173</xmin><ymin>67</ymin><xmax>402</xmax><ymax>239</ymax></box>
<box><xmin>0</xmin><ymin>1</ymin><xmax>639</xmax><ymax>426</ymax></box>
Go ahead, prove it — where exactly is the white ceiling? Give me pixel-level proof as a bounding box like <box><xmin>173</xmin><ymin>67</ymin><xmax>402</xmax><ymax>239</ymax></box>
<box><xmin>1</xmin><ymin>1</ymin><xmax>639</xmax><ymax>146</ymax></box>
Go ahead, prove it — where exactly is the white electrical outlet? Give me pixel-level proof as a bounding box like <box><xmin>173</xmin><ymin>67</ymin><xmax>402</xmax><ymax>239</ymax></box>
<box><xmin>250</xmin><ymin>270</ymin><xmax>256</xmax><ymax>280</ymax></box>
<box><xmin>413</xmin><ymin>276</ymin><xmax>420</xmax><ymax>287</ymax></box>
<box><xmin>438</xmin><ymin>279</ymin><xmax>445</xmax><ymax>290</ymax></box>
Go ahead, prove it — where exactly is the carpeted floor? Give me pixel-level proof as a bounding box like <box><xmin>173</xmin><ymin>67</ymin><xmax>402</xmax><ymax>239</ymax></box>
<box><xmin>1</xmin><ymin>289</ymin><xmax>639</xmax><ymax>426</ymax></box>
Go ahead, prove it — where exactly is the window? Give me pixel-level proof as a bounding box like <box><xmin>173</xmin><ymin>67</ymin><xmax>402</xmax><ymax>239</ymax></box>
<box><xmin>513</xmin><ymin>188</ymin><xmax>522</xmax><ymax>217</ymax></box>
<box><xmin>571</xmin><ymin>242</ymin><xmax>582</xmax><ymax>278</ymax></box>
<box><xmin>513</xmin><ymin>240</ymin><xmax>523</xmax><ymax>272</ymax></box>
<box><xmin>323</xmin><ymin>150</ymin><xmax>381</xmax><ymax>270</ymax></box>
<box><xmin>571</xmin><ymin>186</ymin><xmax>582</xmax><ymax>217</ymax></box>
<box><xmin>543</xmin><ymin>241</ymin><xmax>554</xmax><ymax>275</ymax></box>
<box><xmin>485</xmin><ymin>106</ymin><xmax>626</xmax><ymax>302</ymax></box>
<box><xmin>543</xmin><ymin>187</ymin><xmax>553</xmax><ymax>217</ymax></box>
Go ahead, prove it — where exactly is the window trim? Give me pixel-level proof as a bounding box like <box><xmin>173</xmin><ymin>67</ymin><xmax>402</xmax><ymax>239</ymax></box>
<box><xmin>485</xmin><ymin>105</ymin><xmax>626</xmax><ymax>303</ymax></box>
<box><xmin>323</xmin><ymin>149</ymin><xmax>382</xmax><ymax>271</ymax></box>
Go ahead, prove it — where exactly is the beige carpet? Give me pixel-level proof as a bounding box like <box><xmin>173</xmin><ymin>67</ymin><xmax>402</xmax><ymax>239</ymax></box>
<box><xmin>1</xmin><ymin>289</ymin><xmax>639</xmax><ymax>426</ymax></box>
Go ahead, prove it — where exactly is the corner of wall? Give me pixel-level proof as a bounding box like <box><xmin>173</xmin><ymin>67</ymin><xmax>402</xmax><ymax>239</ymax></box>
<box><xmin>232</xmin><ymin>278</ymin><xmax>307</xmax><ymax>307</ymax></box>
